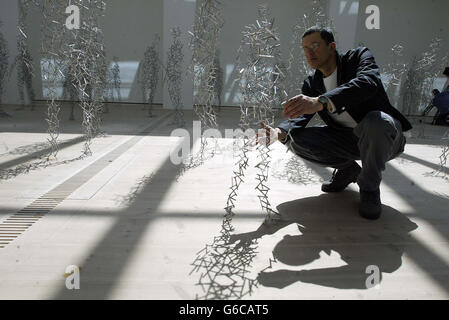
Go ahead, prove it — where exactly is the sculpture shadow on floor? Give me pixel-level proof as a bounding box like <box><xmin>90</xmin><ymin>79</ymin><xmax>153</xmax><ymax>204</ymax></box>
<box><xmin>229</xmin><ymin>190</ymin><xmax>418</xmax><ymax>290</ymax></box>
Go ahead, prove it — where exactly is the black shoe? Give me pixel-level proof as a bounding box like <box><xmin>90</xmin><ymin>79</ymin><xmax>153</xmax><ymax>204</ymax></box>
<box><xmin>359</xmin><ymin>189</ymin><xmax>382</xmax><ymax>220</ymax></box>
<box><xmin>321</xmin><ymin>162</ymin><xmax>361</xmax><ymax>193</ymax></box>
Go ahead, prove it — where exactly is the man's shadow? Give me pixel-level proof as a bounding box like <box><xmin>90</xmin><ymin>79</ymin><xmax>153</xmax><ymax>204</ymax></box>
<box><xmin>229</xmin><ymin>191</ymin><xmax>418</xmax><ymax>290</ymax></box>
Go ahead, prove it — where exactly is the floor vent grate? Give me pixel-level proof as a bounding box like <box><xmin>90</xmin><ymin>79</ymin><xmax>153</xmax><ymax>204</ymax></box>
<box><xmin>0</xmin><ymin>112</ymin><xmax>172</xmax><ymax>249</ymax></box>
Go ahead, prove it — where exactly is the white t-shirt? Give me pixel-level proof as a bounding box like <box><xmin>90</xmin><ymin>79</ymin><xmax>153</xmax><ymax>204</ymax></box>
<box><xmin>323</xmin><ymin>68</ymin><xmax>358</xmax><ymax>128</ymax></box>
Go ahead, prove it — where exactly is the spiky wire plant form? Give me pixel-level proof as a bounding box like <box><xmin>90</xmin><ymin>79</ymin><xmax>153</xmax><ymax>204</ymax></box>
<box><xmin>40</xmin><ymin>0</ymin><xmax>68</xmax><ymax>157</ymax></box>
<box><xmin>182</xmin><ymin>0</ymin><xmax>224</xmax><ymax>171</ymax></box>
<box><xmin>226</xmin><ymin>5</ymin><xmax>284</xmax><ymax>223</ymax></box>
<box><xmin>402</xmin><ymin>38</ymin><xmax>442</xmax><ymax>116</ymax></box>
<box><xmin>166</xmin><ymin>27</ymin><xmax>185</xmax><ymax>127</ymax></box>
<box><xmin>140</xmin><ymin>34</ymin><xmax>161</xmax><ymax>117</ymax></box>
<box><xmin>418</xmin><ymin>38</ymin><xmax>443</xmax><ymax>113</ymax></box>
<box><xmin>70</xmin><ymin>0</ymin><xmax>107</xmax><ymax>155</ymax></box>
<box><xmin>111</xmin><ymin>59</ymin><xmax>121</xmax><ymax>102</ymax></box>
<box><xmin>382</xmin><ymin>44</ymin><xmax>407</xmax><ymax>108</ymax></box>
<box><xmin>189</xmin><ymin>0</ymin><xmax>223</xmax><ymax>130</ymax></box>
<box><xmin>440</xmin><ymin>144</ymin><xmax>449</xmax><ymax>177</ymax></box>
<box><xmin>0</xmin><ymin>20</ymin><xmax>9</xmax><ymax>112</ymax></box>
<box><xmin>14</xmin><ymin>0</ymin><xmax>36</xmax><ymax>108</ymax></box>
<box><xmin>211</xmin><ymin>51</ymin><xmax>223</xmax><ymax>108</ymax></box>
<box><xmin>41</xmin><ymin>0</ymin><xmax>107</xmax><ymax>157</ymax></box>
<box><xmin>190</xmin><ymin>5</ymin><xmax>287</xmax><ymax>300</ymax></box>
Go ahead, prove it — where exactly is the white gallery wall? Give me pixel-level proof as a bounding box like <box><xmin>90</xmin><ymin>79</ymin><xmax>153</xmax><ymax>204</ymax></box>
<box><xmin>0</xmin><ymin>0</ymin><xmax>448</xmax><ymax>108</ymax></box>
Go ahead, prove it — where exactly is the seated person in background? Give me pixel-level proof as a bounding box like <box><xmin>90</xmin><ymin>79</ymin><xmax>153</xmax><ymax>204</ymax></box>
<box><xmin>422</xmin><ymin>89</ymin><xmax>449</xmax><ymax>126</ymax></box>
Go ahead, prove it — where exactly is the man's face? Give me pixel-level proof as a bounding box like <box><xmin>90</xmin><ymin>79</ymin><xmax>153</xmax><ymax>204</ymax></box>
<box><xmin>301</xmin><ymin>32</ymin><xmax>335</xmax><ymax>70</ymax></box>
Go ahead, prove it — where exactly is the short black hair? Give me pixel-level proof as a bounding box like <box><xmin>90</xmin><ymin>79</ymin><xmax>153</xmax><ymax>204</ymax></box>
<box><xmin>432</xmin><ymin>89</ymin><xmax>440</xmax><ymax>95</ymax></box>
<box><xmin>302</xmin><ymin>26</ymin><xmax>335</xmax><ymax>45</ymax></box>
<box><xmin>443</xmin><ymin>67</ymin><xmax>449</xmax><ymax>76</ymax></box>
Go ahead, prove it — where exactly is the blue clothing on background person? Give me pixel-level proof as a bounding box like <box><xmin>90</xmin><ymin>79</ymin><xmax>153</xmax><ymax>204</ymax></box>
<box><xmin>433</xmin><ymin>91</ymin><xmax>449</xmax><ymax>114</ymax></box>
<box><xmin>431</xmin><ymin>91</ymin><xmax>449</xmax><ymax>126</ymax></box>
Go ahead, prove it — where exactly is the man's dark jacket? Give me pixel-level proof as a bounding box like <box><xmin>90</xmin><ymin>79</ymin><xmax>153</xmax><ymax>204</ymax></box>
<box><xmin>278</xmin><ymin>46</ymin><xmax>412</xmax><ymax>133</ymax></box>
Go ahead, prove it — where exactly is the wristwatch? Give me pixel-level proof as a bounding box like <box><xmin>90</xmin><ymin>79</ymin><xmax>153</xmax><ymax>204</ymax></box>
<box><xmin>318</xmin><ymin>95</ymin><xmax>336</xmax><ymax>113</ymax></box>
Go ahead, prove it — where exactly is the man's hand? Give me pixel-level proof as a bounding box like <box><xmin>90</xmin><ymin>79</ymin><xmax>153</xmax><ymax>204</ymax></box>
<box><xmin>252</xmin><ymin>122</ymin><xmax>286</xmax><ymax>147</ymax></box>
<box><xmin>283</xmin><ymin>94</ymin><xmax>323</xmax><ymax>119</ymax></box>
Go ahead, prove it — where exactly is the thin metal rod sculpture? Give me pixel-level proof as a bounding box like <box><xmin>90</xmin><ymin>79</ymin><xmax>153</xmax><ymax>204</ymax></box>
<box><xmin>41</xmin><ymin>0</ymin><xmax>106</xmax><ymax>157</ymax></box>
<box><xmin>225</xmin><ymin>5</ymin><xmax>284</xmax><ymax>223</ymax></box>
<box><xmin>40</xmin><ymin>0</ymin><xmax>67</xmax><ymax>156</ymax></box>
<box><xmin>103</xmin><ymin>56</ymin><xmax>121</xmax><ymax>109</ymax></box>
<box><xmin>439</xmin><ymin>130</ymin><xmax>449</xmax><ymax>178</ymax></box>
<box><xmin>176</xmin><ymin>0</ymin><xmax>224</xmax><ymax>175</ymax></box>
<box><xmin>190</xmin><ymin>5</ymin><xmax>286</xmax><ymax>300</ymax></box>
<box><xmin>382</xmin><ymin>44</ymin><xmax>406</xmax><ymax>108</ymax></box>
<box><xmin>402</xmin><ymin>38</ymin><xmax>442</xmax><ymax>116</ymax></box>
<box><xmin>166</xmin><ymin>27</ymin><xmax>185</xmax><ymax>127</ymax></box>
<box><xmin>111</xmin><ymin>56</ymin><xmax>121</xmax><ymax>102</ymax></box>
<box><xmin>61</xmin><ymin>62</ymin><xmax>78</xmax><ymax>120</ymax></box>
<box><xmin>11</xmin><ymin>0</ymin><xmax>36</xmax><ymax>110</ymax></box>
<box><xmin>189</xmin><ymin>0</ymin><xmax>224</xmax><ymax>131</ymax></box>
<box><xmin>140</xmin><ymin>34</ymin><xmax>161</xmax><ymax>117</ymax></box>
<box><xmin>71</xmin><ymin>1</ymin><xmax>107</xmax><ymax>155</ymax></box>
<box><xmin>211</xmin><ymin>50</ymin><xmax>223</xmax><ymax>109</ymax></box>
<box><xmin>0</xmin><ymin>20</ymin><xmax>10</xmax><ymax>118</ymax></box>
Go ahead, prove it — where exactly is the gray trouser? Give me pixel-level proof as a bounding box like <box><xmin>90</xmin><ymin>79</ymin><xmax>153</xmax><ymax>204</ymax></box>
<box><xmin>287</xmin><ymin>111</ymin><xmax>406</xmax><ymax>191</ymax></box>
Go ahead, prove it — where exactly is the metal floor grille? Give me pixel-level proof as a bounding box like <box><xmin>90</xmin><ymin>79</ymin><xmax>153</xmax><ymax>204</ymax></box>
<box><xmin>0</xmin><ymin>191</ymin><xmax>68</xmax><ymax>248</ymax></box>
<box><xmin>0</xmin><ymin>112</ymin><xmax>172</xmax><ymax>249</ymax></box>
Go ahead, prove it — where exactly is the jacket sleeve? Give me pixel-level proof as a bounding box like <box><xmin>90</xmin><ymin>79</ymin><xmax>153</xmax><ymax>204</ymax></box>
<box><xmin>322</xmin><ymin>47</ymin><xmax>381</xmax><ymax>114</ymax></box>
<box><xmin>277</xmin><ymin>78</ymin><xmax>315</xmax><ymax>133</ymax></box>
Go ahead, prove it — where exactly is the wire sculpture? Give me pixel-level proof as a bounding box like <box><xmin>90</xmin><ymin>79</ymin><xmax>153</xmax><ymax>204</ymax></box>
<box><xmin>10</xmin><ymin>0</ymin><xmax>36</xmax><ymax>110</ymax></box>
<box><xmin>439</xmin><ymin>130</ymin><xmax>449</xmax><ymax>178</ymax></box>
<box><xmin>40</xmin><ymin>0</ymin><xmax>68</xmax><ymax>156</ymax></box>
<box><xmin>0</xmin><ymin>19</ymin><xmax>9</xmax><ymax>118</ymax></box>
<box><xmin>194</xmin><ymin>4</ymin><xmax>338</xmax><ymax>297</ymax></box>
<box><xmin>139</xmin><ymin>34</ymin><xmax>161</xmax><ymax>117</ymax></box>
<box><xmin>65</xmin><ymin>2</ymin><xmax>107</xmax><ymax>155</ymax></box>
<box><xmin>305</xmin><ymin>0</ymin><xmax>334</xmax><ymax>29</ymax></box>
<box><xmin>41</xmin><ymin>0</ymin><xmax>107</xmax><ymax>157</ymax></box>
<box><xmin>402</xmin><ymin>38</ymin><xmax>442</xmax><ymax>116</ymax></box>
<box><xmin>61</xmin><ymin>62</ymin><xmax>78</xmax><ymax>120</ymax></box>
<box><xmin>103</xmin><ymin>56</ymin><xmax>121</xmax><ymax>111</ymax></box>
<box><xmin>178</xmin><ymin>0</ymin><xmax>224</xmax><ymax>172</ymax></box>
<box><xmin>190</xmin><ymin>5</ymin><xmax>287</xmax><ymax>300</ymax></box>
<box><xmin>189</xmin><ymin>0</ymin><xmax>224</xmax><ymax>130</ymax></box>
<box><xmin>111</xmin><ymin>56</ymin><xmax>121</xmax><ymax>102</ymax></box>
<box><xmin>166</xmin><ymin>27</ymin><xmax>185</xmax><ymax>127</ymax></box>
<box><xmin>382</xmin><ymin>44</ymin><xmax>407</xmax><ymax>108</ymax></box>
<box><xmin>211</xmin><ymin>49</ymin><xmax>223</xmax><ymax>110</ymax></box>
<box><xmin>102</xmin><ymin>63</ymin><xmax>112</xmax><ymax>112</ymax></box>
<box><xmin>230</xmin><ymin>5</ymin><xmax>285</xmax><ymax>223</ymax></box>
